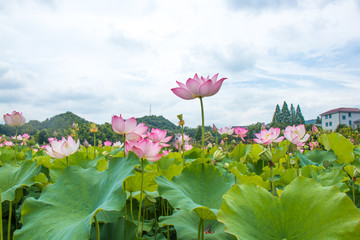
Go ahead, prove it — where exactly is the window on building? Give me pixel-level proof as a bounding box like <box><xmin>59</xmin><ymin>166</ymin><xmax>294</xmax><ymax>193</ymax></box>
<box><xmin>342</xmin><ymin>115</ymin><xmax>346</xmax><ymax>120</ymax></box>
<box><xmin>349</xmin><ymin>112</ymin><xmax>352</xmax><ymax>117</ymax></box>
<box><xmin>326</xmin><ymin>122</ymin><xmax>328</xmax><ymax>127</ymax></box>
<box><xmin>349</xmin><ymin>120</ymin><xmax>352</xmax><ymax>126</ymax></box>
<box><xmin>325</xmin><ymin>115</ymin><xmax>328</xmax><ymax>119</ymax></box>
<box><xmin>329</xmin><ymin>114</ymin><xmax>332</xmax><ymax>118</ymax></box>
<box><xmin>330</xmin><ymin>122</ymin><xmax>332</xmax><ymax>126</ymax></box>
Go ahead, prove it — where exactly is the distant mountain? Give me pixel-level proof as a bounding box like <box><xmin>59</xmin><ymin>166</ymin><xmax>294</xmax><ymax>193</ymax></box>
<box><xmin>305</xmin><ymin>119</ymin><xmax>316</xmax><ymax>124</ymax></box>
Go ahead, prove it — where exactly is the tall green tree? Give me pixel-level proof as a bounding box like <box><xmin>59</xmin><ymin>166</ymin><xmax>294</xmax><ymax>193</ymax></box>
<box><xmin>290</xmin><ymin>104</ymin><xmax>296</xmax><ymax>125</ymax></box>
<box><xmin>194</xmin><ymin>126</ymin><xmax>202</xmax><ymax>142</ymax></box>
<box><xmin>295</xmin><ymin>105</ymin><xmax>305</xmax><ymax>124</ymax></box>
<box><xmin>271</xmin><ymin>104</ymin><xmax>281</xmax><ymax>125</ymax></box>
<box><xmin>281</xmin><ymin>101</ymin><xmax>291</xmax><ymax>125</ymax></box>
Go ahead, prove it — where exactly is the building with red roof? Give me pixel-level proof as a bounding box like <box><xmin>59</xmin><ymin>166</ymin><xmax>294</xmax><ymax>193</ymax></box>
<box><xmin>320</xmin><ymin>107</ymin><xmax>360</xmax><ymax>131</ymax></box>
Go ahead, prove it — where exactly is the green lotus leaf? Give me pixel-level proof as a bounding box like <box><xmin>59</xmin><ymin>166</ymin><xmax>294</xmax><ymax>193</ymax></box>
<box><xmin>159</xmin><ymin>209</ymin><xmax>236</xmax><ymax>240</ymax></box>
<box><xmin>156</xmin><ymin>163</ymin><xmax>233</xmax><ymax>220</ymax></box>
<box><xmin>230</xmin><ymin>167</ymin><xmax>270</xmax><ymax>190</ymax></box>
<box><xmin>247</xmin><ymin>143</ymin><xmax>263</xmax><ymax>163</ymax></box>
<box><xmin>305</xmin><ymin>149</ymin><xmax>337</xmax><ymax>165</ymax></box>
<box><xmin>320</xmin><ymin>133</ymin><xmax>354</xmax><ymax>164</ymax></box>
<box><xmin>13</xmin><ymin>153</ymin><xmax>139</xmax><ymax>240</ymax></box>
<box><xmin>0</xmin><ymin>160</ymin><xmax>39</xmax><ymax>202</ymax></box>
<box><xmin>0</xmin><ymin>147</ymin><xmax>16</xmax><ymax>165</ymax></box>
<box><xmin>89</xmin><ymin>217</ymin><xmax>140</xmax><ymax>240</ymax></box>
<box><xmin>125</xmin><ymin>171</ymin><xmax>158</xmax><ymax>194</ymax></box>
<box><xmin>218</xmin><ymin>176</ymin><xmax>360</xmax><ymax>240</ymax></box>
<box><xmin>230</xmin><ymin>143</ymin><xmax>252</xmax><ymax>162</ymax></box>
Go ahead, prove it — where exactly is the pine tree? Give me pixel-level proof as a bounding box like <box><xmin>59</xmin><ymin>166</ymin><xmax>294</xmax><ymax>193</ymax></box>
<box><xmin>271</xmin><ymin>104</ymin><xmax>281</xmax><ymax>125</ymax></box>
<box><xmin>295</xmin><ymin>105</ymin><xmax>305</xmax><ymax>124</ymax></box>
<box><xmin>290</xmin><ymin>104</ymin><xmax>296</xmax><ymax>125</ymax></box>
<box><xmin>315</xmin><ymin>116</ymin><xmax>321</xmax><ymax>124</ymax></box>
<box><xmin>281</xmin><ymin>101</ymin><xmax>291</xmax><ymax>125</ymax></box>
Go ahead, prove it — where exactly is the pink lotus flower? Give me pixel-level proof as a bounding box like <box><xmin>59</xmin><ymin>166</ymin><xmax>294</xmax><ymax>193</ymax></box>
<box><xmin>22</xmin><ymin>133</ymin><xmax>30</xmax><ymax>141</ymax></box>
<box><xmin>4</xmin><ymin>141</ymin><xmax>14</xmax><ymax>146</ymax></box>
<box><xmin>111</xmin><ymin>115</ymin><xmax>148</xmax><ymax>141</ymax></box>
<box><xmin>171</xmin><ymin>73</ymin><xmax>227</xmax><ymax>100</ymax></box>
<box><xmin>3</xmin><ymin>111</ymin><xmax>26</xmax><ymax>127</ymax></box>
<box><xmin>253</xmin><ymin>127</ymin><xmax>285</xmax><ymax>145</ymax></box>
<box><xmin>125</xmin><ymin>138</ymin><xmax>163</xmax><ymax>162</ymax></box>
<box><xmin>45</xmin><ymin>136</ymin><xmax>80</xmax><ymax>159</ymax></box>
<box><xmin>309</xmin><ymin>141</ymin><xmax>318</xmax><ymax>150</ymax></box>
<box><xmin>284</xmin><ymin>124</ymin><xmax>310</xmax><ymax>145</ymax></box>
<box><xmin>175</xmin><ymin>134</ymin><xmax>191</xmax><ymax>145</ymax></box>
<box><xmin>218</xmin><ymin>127</ymin><xmax>234</xmax><ymax>135</ymax></box>
<box><xmin>103</xmin><ymin>141</ymin><xmax>112</xmax><ymax>146</ymax></box>
<box><xmin>147</xmin><ymin>128</ymin><xmax>173</xmax><ymax>147</ymax></box>
<box><xmin>233</xmin><ymin>127</ymin><xmax>248</xmax><ymax>141</ymax></box>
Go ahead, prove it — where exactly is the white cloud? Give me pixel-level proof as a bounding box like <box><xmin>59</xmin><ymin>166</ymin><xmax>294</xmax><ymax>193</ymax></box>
<box><xmin>0</xmin><ymin>0</ymin><xmax>359</xmax><ymax>128</ymax></box>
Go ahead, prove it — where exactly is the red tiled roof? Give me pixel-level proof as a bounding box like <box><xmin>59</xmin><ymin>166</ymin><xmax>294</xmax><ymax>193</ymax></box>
<box><xmin>320</xmin><ymin>107</ymin><xmax>360</xmax><ymax>116</ymax></box>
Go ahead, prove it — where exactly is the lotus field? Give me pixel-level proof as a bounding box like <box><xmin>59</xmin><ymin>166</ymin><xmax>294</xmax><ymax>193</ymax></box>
<box><xmin>1</xmin><ymin>74</ymin><xmax>360</xmax><ymax>240</ymax></box>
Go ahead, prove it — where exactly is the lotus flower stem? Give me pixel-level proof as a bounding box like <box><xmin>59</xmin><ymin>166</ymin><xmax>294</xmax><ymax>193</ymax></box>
<box><xmin>130</xmin><ymin>192</ymin><xmax>134</xmax><ymax>222</ymax></box>
<box><xmin>166</xmin><ymin>201</ymin><xmax>170</xmax><ymax>240</ymax></box>
<box><xmin>181</xmin><ymin>125</ymin><xmax>185</xmax><ymax>165</ymax></box>
<box><xmin>353</xmin><ymin>181</ymin><xmax>356</xmax><ymax>204</ymax></box>
<box><xmin>199</xmin><ymin>97</ymin><xmax>205</xmax><ymax>162</ymax></box>
<box><xmin>0</xmin><ymin>189</ymin><xmax>3</xmax><ymax>240</ymax></box>
<box><xmin>7</xmin><ymin>201</ymin><xmax>12</xmax><ymax>240</ymax></box>
<box><xmin>140</xmin><ymin>207</ymin><xmax>145</xmax><ymax>237</ymax></box>
<box><xmin>136</xmin><ymin>159</ymin><xmax>144</xmax><ymax>235</ymax></box>
<box><xmin>14</xmin><ymin>126</ymin><xmax>18</xmax><ymax>165</ymax></box>
<box><xmin>154</xmin><ymin>204</ymin><xmax>158</xmax><ymax>240</ymax></box>
<box><xmin>66</xmin><ymin>156</ymin><xmax>69</xmax><ymax>167</ymax></box>
<box><xmin>93</xmin><ymin>133</ymin><xmax>96</xmax><ymax>160</ymax></box>
<box><xmin>197</xmin><ymin>218</ymin><xmax>201</xmax><ymax>240</ymax></box>
<box><xmin>94</xmin><ymin>215</ymin><xmax>100</xmax><ymax>240</ymax></box>
<box><xmin>123</xmin><ymin>182</ymin><xmax>127</xmax><ymax>220</ymax></box>
<box><xmin>270</xmin><ymin>163</ymin><xmax>275</xmax><ymax>196</ymax></box>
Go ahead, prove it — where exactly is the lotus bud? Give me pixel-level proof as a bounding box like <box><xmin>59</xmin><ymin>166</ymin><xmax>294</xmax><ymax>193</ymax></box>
<box><xmin>72</xmin><ymin>122</ymin><xmax>77</xmax><ymax>129</ymax></box>
<box><xmin>223</xmin><ymin>162</ymin><xmax>229</xmax><ymax>169</ymax></box>
<box><xmin>53</xmin><ymin>130</ymin><xmax>57</xmax><ymax>136</ymax></box>
<box><xmin>261</xmin><ymin>123</ymin><xmax>266</xmax><ymax>131</ymax></box>
<box><xmin>83</xmin><ymin>139</ymin><xmax>90</xmax><ymax>148</ymax></box>
<box><xmin>3</xmin><ymin>111</ymin><xmax>26</xmax><ymax>127</ymax></box>
<box><xmin>213</xmin><ymin>149</ymin><xmax>226</xmax><ymax>162</ymax></box>
<box><xmin>259</xmin><ymin>148</ymin><xmax>272</xmax><ymax>162</ymax></box>
<box><xmin>312</xmin><ymin>125</ymin><xmax>319</xmax><ymax>134</ymax></box>
<box><xmin>212</xmin><ymin>124</ymin><xmax>218</xmax><ymax>133</ymax></box>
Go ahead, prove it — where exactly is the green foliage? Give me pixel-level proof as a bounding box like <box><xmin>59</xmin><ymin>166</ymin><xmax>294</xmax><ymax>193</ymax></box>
<box><xmin>218</xmin><ymin>177</ymin><xmax>360</xmax><ymax>240</ymax></box>
<box><xmin>270</xmin><ymin>102</ymin><xmax>305</xmax><ymax>128</ymax></box>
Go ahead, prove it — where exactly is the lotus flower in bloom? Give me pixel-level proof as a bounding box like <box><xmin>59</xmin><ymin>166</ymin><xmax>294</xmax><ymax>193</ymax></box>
<box><xmin>218</xmin><ymin>127</ymin><xmax>234</xmax><ymax>135</ymax></box>
<box><xmin>3</xmin><ymin>111</ymin><xmax>26</xmax><ymax>127</ymax></box>
<box><xmin>103</xmin><ymin>141</ymin><xmax>112</xmax><ymax>146</ymax></box>
<box><xmin>125</xmin><ymin>138</ymin><xmax>163</xmax><ymax>162</ymax></box>
<box><xmin>233</xmin><ymin>127</ymin><xmax>248</xmax><ymax>141</ymax></box>
<box><xmin>171</xmin><ymin>73</ymin><xmax>227</xmax><ymax>100</ymax></box>
<box><xmin>284</xmin><ymin>124</ymin><xmax>310</xmax><ymax>145</ymax></box>
<box><xmin>111</xmin><ymin>114</ymin><xmax>148</xmax><ymax>141</ymax></box>
<box><xmin>45</xmin><ymin>136</ymin><xmax>80</xmax><ymax>159</ymax></box>
<box><xmin>312</xmin><ymin>125</ymin><xmax>319</xmax><ymax>134</ymax></box>
<box><xmin>147</xmin><ymin>128</ymin><xmax>172</xmax><ymax>147</ymax></box>
<box><xmin>253</xmin><ymin>127</ymin><xmax>284</xmax><ymax>145</ymax></box>
<box><xmin>113</xmin><ymin>141</ymin><xmax>124</xmax><ymax>148</ymax></box>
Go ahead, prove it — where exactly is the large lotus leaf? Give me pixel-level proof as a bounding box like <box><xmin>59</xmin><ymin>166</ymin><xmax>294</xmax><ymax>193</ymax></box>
<box><xmin>230</xmin><ymin>143</ymin><xmax>252</xmax><ymax>162</ymax></box>
<box><xmin>13</xmin><ymin>153</ymin><xmax>139</xmax><ymax>240</ymax></box>
<box><xmin>247</xmin><ymin>143</ymin><xmax>263</xmax><ymax>163</ymax></box>
<box><xmin>146</xmin><ymin>162</ymin><xmax>184</xmax><ymax>180</ymax></box>
<box><xmin>125</xmin><ymin>171</ymin><xmax>158</xmax><ymax>193</ymax></box>
<box><xmin>0</xmin><ymin>160</ymin><xmax>39</xmax><ymax>202</ymax></box>
<box><xmin>305</xmin><ymin>149</ymin><xmax>337</xmax><ymax>165</ymax></box>
<box><xmin>0</xmin><ymin>147</ymin><xmax>16</xmax><ymax>165</ymax></box>
<box><xmin>89</xmin><ymin>217</ymin><xmax>141</xmax><ymax>240</ymax></box>
<box><xmin>159</xmin><ymin>209</ymin><xmax>236</xmax><ymax>240</ymax></box>
<box><xmin>156</xmin><ymin>163</ymin><xmax>233</xmax><ymax>220</ymax></box>
<box><xmin>230</xmin><ymin>167</ymin><xmax>270</xmax><ymax>190</ymax></box>
<box><xmin>320</xmin><ymin>133</ymin><xmax>354</xmax><ymax>164</ymax></box>
<box><xmin>217</xmin><ymin>176</ymin><xmax>360</xmax><ymax>240</ymax></box>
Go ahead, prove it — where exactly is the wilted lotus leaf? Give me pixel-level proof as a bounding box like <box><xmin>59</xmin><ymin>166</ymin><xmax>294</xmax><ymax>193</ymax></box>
<box><xmin>13</xmin><ymin>152</ymin><xmax>139</xmax><ymax>240</ymax></box>
<box><xmin>156</xmin><ymin>163</ymin><xmax>233</xmax><ymax>220</ymax></box>
<box><xmin>217</xmin><ymin>176</ymin><xmax>360</xmax><ymax>240</ymax></box>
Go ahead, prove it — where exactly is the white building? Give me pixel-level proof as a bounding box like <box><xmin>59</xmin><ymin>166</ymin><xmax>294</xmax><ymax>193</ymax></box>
<box><xmin>320</xmin><ymin>107</ymin><xmax>360</xmax><ymax>131</ymax></box>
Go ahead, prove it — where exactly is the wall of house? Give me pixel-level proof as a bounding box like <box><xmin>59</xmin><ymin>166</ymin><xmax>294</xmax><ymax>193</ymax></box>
<box><xmin>322</xmin><ymin>112</ymin><xmax>360</xmax><ymax>131</ymax></box>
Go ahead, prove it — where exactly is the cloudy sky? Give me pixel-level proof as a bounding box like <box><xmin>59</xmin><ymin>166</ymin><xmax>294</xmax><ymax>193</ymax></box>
<box><xmin>1</xmin><ymin>0</ymin><xmax>360</xmax><ymax>128</ymax></box>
